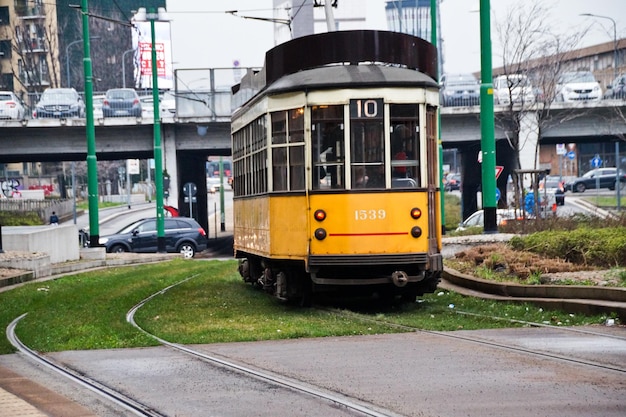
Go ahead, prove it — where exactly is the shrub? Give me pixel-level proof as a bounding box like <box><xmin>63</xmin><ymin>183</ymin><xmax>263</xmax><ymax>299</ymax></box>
<box><xmin>510</xmin><ymin>227</ymin><xmax>626</xmax><ymax>268</ymax></box>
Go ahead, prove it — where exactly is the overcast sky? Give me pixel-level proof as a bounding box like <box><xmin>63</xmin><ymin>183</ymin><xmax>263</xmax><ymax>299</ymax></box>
<box><xmin>166</xmin><ymin>0</ymin><xmax>624</xmax><ymax>77</ymax></box>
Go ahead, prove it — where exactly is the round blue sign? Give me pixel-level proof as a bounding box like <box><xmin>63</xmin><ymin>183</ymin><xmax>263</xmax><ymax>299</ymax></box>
<box><xmin>495</xmin><ymin>188</ymin><xmax>501</xmax><ymax>201</ymax></box>
<box><xmin>567</xmin><ymin>151</ymin><xmax>576</xmax><ymax>160</ymax></box>
<box><xmin>591</xmin><ymin>155</ymin><xmax>602</xmax><ymax>169</ymax></box>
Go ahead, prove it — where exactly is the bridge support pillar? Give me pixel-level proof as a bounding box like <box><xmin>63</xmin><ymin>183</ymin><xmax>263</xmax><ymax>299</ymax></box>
<box><xmin>163</xmin><ymin>126</ymin><xmax>179</xmax><ymax>206</ymax></box>
<box><xmin>517</xmin><ymin>110</ymin><xmax>539</xmax><ymax>187</ymax></box>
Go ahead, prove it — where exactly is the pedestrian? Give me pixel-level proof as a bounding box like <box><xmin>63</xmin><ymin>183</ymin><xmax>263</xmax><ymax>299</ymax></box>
<box><xmin>49</xmin><ymin>211</ymin><xmax>59</xmax><ymax>225</ymax></box>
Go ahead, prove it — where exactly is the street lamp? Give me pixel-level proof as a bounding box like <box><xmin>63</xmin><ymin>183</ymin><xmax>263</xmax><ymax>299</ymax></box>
<box><xmin>580</xmin><ymin>13</ymin><xmax>618</xmax><ymax>80</ymax></box>
<box><xmin>65</xmin><ymin>36</ymin><xmax>100</xmax><ymax>88</ymax></box>
<box><xmin>581</xmin><ymin>13</ymin><xmax>621</xmax><ymax>212</ymax></box>
<box><xmin>133</xmin><ymin>7</ymin><xmax>169</xmax><ymax>252</ymax></box>
<box><xmin>479</xmin><ymin>0</ymin><xmax>497</xmax><ymax>233</ymax></box>
<box><xmin>80</xmin><ymin>0</ymin><xmax>100</xmax><ymax>248</ymax></box>
<box><xmin>121</xmin><ymin>48</ymin><xmax>135</xmax><ymax>88</ymax></box>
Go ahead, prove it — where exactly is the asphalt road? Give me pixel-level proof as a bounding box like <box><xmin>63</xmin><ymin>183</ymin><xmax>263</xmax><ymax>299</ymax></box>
<box><xmin>1</xmin><ymin>326</ymin><xmax>624</xmax><ymax>417</ymax></box>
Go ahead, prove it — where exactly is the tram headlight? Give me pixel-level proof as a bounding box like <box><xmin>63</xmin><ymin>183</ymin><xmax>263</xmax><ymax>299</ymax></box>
<box><xmin>314</xmin><ymin>228</ymin><xmax>327</xmax><ymax>240</ymax></box>
<box><xmin>410</xmin><ymin>226</ymin><xmax>422</xmax><ymax>238</ymax></box>
<box><xmin>314</xmin><ymin>209</ymin><xmax>326</xmax><ymax>222</ymax></box>
<box><xmin>410</xmin><ymin>207</ymin><xmax>422</xmax><ymax>219</ymax></box>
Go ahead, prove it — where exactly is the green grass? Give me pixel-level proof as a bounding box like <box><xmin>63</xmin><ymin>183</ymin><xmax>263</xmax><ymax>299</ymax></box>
<box><xmin>0</xmin><ymin>259</ymin><xmax>611</xmax><ymax>355</ymax></box>
<box><xmin>76</xmin><ymin>201</ymin><xmax>126</xmax><ymax>210</ymax></box>
<box><xmin>580</xmin><ymin>195</ymin><xmax>626</xmax><ymax>207</ymax></box>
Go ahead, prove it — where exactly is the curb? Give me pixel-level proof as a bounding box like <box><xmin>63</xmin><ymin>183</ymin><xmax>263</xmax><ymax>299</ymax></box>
<box><xmin>441</xmin><ymin>267</ymin><xmax>626</xmax><ymax>319</ymax></box>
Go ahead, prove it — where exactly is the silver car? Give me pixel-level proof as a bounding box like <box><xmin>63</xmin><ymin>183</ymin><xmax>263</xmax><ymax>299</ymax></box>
<box><xmin>0</xmin><ymin>91</ymin><xmax>26</xmax><ymax>120</ymax></box>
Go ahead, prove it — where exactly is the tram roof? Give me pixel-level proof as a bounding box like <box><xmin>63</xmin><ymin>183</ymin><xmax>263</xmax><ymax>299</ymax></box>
<box><xmin>265</xmin><ymin>64</ymin><xmax>439</xmax><ymax>95</ymax></box>
<box><xmin>232</xmin><ymin>30</ymin><xmax>439</xmax><ymax>104</ymax></box>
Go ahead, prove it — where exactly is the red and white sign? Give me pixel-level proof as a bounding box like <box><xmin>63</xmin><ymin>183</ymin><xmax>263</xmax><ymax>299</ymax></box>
<box><xmin>139</xmin><ymin>42</ymin><xmax>166</xmax><ymax>77</ymax></box>
<box><xmin>495</xmin><ymin>165</ymin><xmax>504</xmax><ymax>179</ymax></box>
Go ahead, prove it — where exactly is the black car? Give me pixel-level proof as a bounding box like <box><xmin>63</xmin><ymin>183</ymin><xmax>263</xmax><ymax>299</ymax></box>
<box><xmin>103</xmin><ymin>88</ymin><xmax>142</xmax><ymax>117</ymax></box>
<box><xmin>603</xmin><ymin>73</ymin><xmax>626</xmax><ymax>100</ymax></box>
<box><xmin>565</xmin><ymin>168</ymin><xmax>626</xmax><ymax>193</ymax></box>
<box><xmin>33</xmin><ymin>88</ymin><xmax>85</xmax><ymax>118</ymax></box>
<box><xmin>99</xmin><ymin>217</ymin><xmax>208</xmax><ymax>258</ymax></box>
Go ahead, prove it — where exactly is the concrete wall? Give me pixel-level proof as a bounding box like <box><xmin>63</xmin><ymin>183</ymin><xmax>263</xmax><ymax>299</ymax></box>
<box><xmin>2</xmin><ymin>224</ymin><xmax>80</xmax><ymax>264</ymax></box>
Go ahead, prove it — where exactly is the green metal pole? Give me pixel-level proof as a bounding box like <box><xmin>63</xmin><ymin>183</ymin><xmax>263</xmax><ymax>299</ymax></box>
<box><xmin>431</xmin><ymin>0</ymin><xmax>445</xmax><ymax>234</ymax></box>
<box><xmin>150</xmin><ymin>11</ymin><xmax>166</xmax><ymax>252</ymax></box>
<box><xmin>82</xmin><ymin>0</ymin><xmax>100</xmax><ymax>247</ymax></box>
<box><xmin>479</xmin><ymin>0</ymin><xmax>497</xmax><ymax>233</ymax></box>
<box><xmin>219</xmin><ymin>157</ymin><xmax>225</xmax><ymax>231</ymax></box>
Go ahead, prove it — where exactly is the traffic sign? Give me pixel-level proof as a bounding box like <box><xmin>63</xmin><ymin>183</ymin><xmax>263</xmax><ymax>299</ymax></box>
<box><xmin>567</xmin><ymin>151</ymin><xmax>576</xmax><ymax>160</ymax></box>
<box><xmin>495</xmin><ymin>188</ymin><xmax>501</xmax><ymax>201</ymax></box>
<box><xmin>495</xmin><ymin>166</ymin><xmax>504</xmax><ymax>179</ymax></box>
<box><xmin>590</xmin><ymin>154</ymin><xmax>602</xmax><ymax>169</ymax></box>
<box><xmin>556</xmin><ymin>144</ymin><xmax>566</xmax><ymax>156</ymax></box>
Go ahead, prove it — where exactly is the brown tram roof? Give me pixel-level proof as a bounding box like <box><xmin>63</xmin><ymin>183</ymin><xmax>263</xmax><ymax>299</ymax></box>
<box><xmin>232</xmin><ymin>30</ymin><xmax>439</xmax><ymax>100</ymax></box>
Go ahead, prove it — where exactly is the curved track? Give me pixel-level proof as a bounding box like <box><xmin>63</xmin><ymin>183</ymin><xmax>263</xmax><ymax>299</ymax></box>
<box><xmin>324</xmin><ymin>307</ymin><xmax>626</xmax><ymax>374</ymax></box>
<box><xmin>7</xmin><ymin>276</ymin><xmax>398</xmax><ymax>417</ymax></box>
<box><xmin>6</xmin><ymin>314</ymin><xmax>165</xmax><ymax>417</ymax></box>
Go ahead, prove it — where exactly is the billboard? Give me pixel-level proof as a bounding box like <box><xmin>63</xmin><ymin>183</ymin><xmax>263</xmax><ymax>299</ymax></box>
<box><xmin>132</xmin><ymin>21</ymin><xmax>173</xmax><ymax>90</ymax></box>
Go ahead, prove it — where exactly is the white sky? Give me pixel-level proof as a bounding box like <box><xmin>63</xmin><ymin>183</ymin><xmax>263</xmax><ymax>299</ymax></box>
<box><xmin>166</xmin><ymin>0</ymin><xmax>624</xmax><ymax>75</ymax></box>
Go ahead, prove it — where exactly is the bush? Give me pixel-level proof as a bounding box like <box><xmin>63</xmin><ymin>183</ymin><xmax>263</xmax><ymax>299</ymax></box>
<box><xmin>0</xmin><ymin>211</ymin><xmax>43</xmax><ymax>226</ymax></box>
<box><xmin>510</xmin><ymin>227</ymin><xmax>626</xmax><ymax>268</ymax></box>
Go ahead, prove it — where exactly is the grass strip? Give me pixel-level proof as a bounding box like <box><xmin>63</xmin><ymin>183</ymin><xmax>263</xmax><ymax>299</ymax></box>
<box><xmin>0</xmin><ymin>259</ymin><xmax>611</xmax><ymax>354</ymax></box>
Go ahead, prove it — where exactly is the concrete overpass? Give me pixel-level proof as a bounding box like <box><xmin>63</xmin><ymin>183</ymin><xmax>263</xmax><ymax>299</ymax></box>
<box><xmin>1</xmin><ymin>99</ymin><xmax>625</xmax><ymax>229</ymax></box>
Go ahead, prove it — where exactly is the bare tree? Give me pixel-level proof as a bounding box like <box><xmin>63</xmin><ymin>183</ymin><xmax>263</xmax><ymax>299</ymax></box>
<box><xmin>493</xmin><ymin>1</ymin><xmax>589</xmax><ymax>212</ymax></box>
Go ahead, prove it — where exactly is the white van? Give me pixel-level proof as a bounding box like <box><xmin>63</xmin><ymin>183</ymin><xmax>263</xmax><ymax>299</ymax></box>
<box><xmin>493</xmin><ymin>74</ymin><xmax>536</xmax><ymax>105</ymax></box>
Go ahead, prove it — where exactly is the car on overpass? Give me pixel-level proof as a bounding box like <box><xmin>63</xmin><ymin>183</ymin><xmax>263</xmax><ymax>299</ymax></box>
<box><xmin>0</xmin><ymin>91</ymin><xmax>26</xmax><ymax>120</ymax></box>
<box><xmin>493</xmin><ymin>74</ymin><xmax>536</xmax><ymax>105</ymax></box>
<box><xmin>32</xmin><ymin>88</ymin><xmax>85</xmax><ymax>119</ymax></box>
<box><xmin>556</xmin><ymin>71</ymin><xmax>602</xmax><ymax>102</ymax></box>
<box><xmin>102</xmin><ymin>88</ymin><xmax>142</xmax><ymax>118</ymax></box>
<box><xmin>440</xmin><ymin>73</ymin><xmax>480</xmax><ymax>107</ymax></box>
<box><xmin>603</xmin><ymin>73</ymin><xmax>626</xmax><ymax>100</ymax></box>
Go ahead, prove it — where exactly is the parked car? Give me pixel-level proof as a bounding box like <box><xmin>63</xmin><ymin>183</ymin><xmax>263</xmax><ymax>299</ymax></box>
<box><xmin>103</xmin><ymin>88</ymin><xmax>142</xmax><ymax>117</ymax></box>
<box><xmin>556</xmin><ymin>71</ymin><xmax>602</xmax><ymax>102</ymax></box>
<box><xmin>0</xmin><ymin>91</ymin><xmax>26</xmax><ymax>120</ymax></box>
<box><xmin>603</xmin><ymin>73</ymin><xmax>626</xmax><ymax>100</ymax></box>
<box><xmin>564</xmin><ymin>168</ymin><xmax>626</xmax><ymax>193</ymax></box>
<box><xmin>440</xmin><ymin>73</ymin><xmax>480</xmax><ymax>106</ymax></box>
<box><xmin>33</xmin><ymin>88</ymin><xmax>85</xmax><ymax>118</ymax></box>
<box><xmin>444</xmin><ymin>173</ymin><xmax>461</xmax><ymax>191</ymax></box>
<box><xmin>456</xmin><ymin>209</ymin><xmax>521</xmax><ymax>231</ymax></box>
<box><xmin>98</xmin><ymin>217</ymin><xmax>208</xmax><ymax>258</ymax></box>
<box><xmin>493</xmin><ymin>74</ymin><xmax>535</xmax><ymax>105</ymax></box>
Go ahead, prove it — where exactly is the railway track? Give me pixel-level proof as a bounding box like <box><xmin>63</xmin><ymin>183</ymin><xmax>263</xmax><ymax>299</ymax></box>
<box><xmin>7</xmin><ymin>276</ymin><xmax>400</xmax><ymax>417</ymax></box>
<box><xmin>6</xmin><ymin>271</ymin><xmax>625</xmax><ymax>417</ymax></box>
<box><xmin>322</xmin><ymin>307</ymin><xmax>626</xmax><ymax>374</ymax></box>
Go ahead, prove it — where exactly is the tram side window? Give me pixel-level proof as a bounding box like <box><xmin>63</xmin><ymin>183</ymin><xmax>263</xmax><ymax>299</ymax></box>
<box><xmin>311</xmin><ymin>105</ymin><xmax>345</xmax><ymax>190</ymax></box>
<box><xmin>270</xmin><ymin>108</ymin><xmax>305</xmax><ymax>192</ymax></box>
<box><xmin>232</xmin><ymin>115</ymin><xmax>267</xmax><ymax>197</ymax></box>
<box><xmin>350</xmin><ymin>99</ymin><xmax>384</xmax><ymax>189</ymax></box>
<box><xmin>390</xmin><ymin>104</ymin><xmax>420</xmax><ymax>188</ymax></box>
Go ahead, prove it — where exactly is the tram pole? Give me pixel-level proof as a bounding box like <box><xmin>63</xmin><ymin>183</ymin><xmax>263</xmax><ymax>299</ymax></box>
<box><xmin>431</xmin><ymin>0</ymin><xmax>445</xmax><ymax>234</ymax></box>
<box><xmin>82</xmin><ymin>0</ymin><xmax>100</xmax><ymax>247</ymax></box>
<box><xmin>479</xmin><ymin>0</ymin><xmax>498</xmax><ymax>233</ymax></box>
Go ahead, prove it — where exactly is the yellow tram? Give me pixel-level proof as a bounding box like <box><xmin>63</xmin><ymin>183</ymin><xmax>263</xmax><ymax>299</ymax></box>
<box><xmin>231</xmin><ymin>30</ymin><xmax>443</xmax><ymax>303</ymax></box>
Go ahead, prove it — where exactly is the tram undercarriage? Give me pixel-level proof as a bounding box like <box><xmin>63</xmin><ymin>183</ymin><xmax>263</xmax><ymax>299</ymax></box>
<box><xmin>237</xmin><ymin>254</ymin><xmax>441</xmax><ymax>304</ymax></box>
